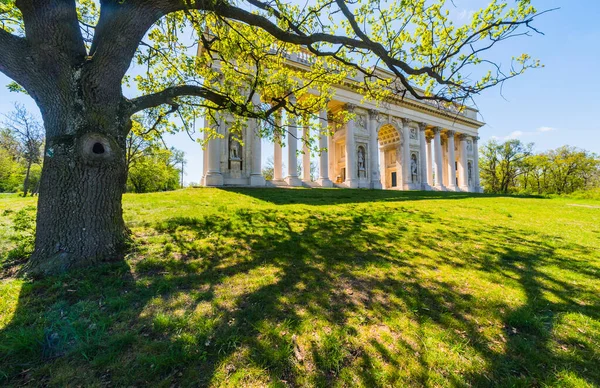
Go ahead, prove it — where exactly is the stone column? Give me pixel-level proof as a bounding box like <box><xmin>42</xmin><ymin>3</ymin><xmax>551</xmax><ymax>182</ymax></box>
<box><xmin>327</xmin><ymin>114</ymin><xmax>335</xmax><ymax>183</ymax></box>
<box><xmin>205</xmin><ymin>115</ymin><xmax>224</xmax><ymax>186</ymax></box>
<box><xmin>446</xmin><ymin>130</ymin><xmax>457</xmax><ymax>191</ymax></box>
<box><xmin>379</xmin><ymin>149</ymin><xmax>386</xmax><ymax>188</ymax></box>
<box><xmin>401</xmin><ymin>118</ymin><xmax>412</xmax><ymax>190</ymax></box>
<box><xmin>201</xmin><ymin>116</ymin><xmax>209</xmax><ymax>186</ymax></box>
<box><xmin>426</xmin><ymin>136</ymin><xmax>433</xmax><ymax>187</ymax></box>
<box><xmin>418</xmin><ymin>123</ymin><xmax>430</xmax><ymax>190</ymax></box>
<box><xmin>368</xmin><ymin>109</ymin><xmax>382</xmax><ymax>189</ymax></box>
<box><xmin>317</xmin><ymin>109</ymin><xmax>333</xmax><ymax>187</ymax></box>
<box><xmin>302</xmin><ymin>119</ymin><xmax>311</xmax><ymax>183</ymax></box>
<box><xmin>473</xmin><ymin>136</ymin><xmax>481</xmax><ymax>192</ymax></box>
<box><xmin>285</xmin><ymin>100</ymin><xmax>302</xmax><ymax>186</ymax></box>
<box><xmin>250</xmin><ymin>95</ymin><xmax>265</xmax><ymax>186</ymax></box>
<box><xmin>433</xmin><ymin>127</ymin><xmax>445</xmax><ymax>190</ymax></box>
<box><xmin>345</xmin><ymin>103</ymin><xmax>358</xmax><ymax>188</ymax></box>
<box><xmin>273</xmin><ymin>113</ymin><xmax>283</xmax><ymax>181</ymax></box>
<box><xmin>458</xmin><ymin>134</ymin><xmax>469</xmax><ymax>191</ymax></box>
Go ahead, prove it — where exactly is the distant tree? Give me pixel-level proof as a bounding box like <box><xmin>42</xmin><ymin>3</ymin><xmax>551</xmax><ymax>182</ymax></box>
<box><xmin>262</xmin><ymin>156</ymin><xmax>274</xmax><ymax>181</ymax></box>
<box><xmin>2</xmin><ymin>104</ymin><xmax>44</xmax><ymax>196</ymax></box>
<box><xmin>127</xmin><ymin>146</ymin><xmax>184</xmax><ymax>193</ymax></box>
<box><xmin>481</xmin><ymin>140</ymin><xmax>599</xmax><ymax>195</ymax></box>
<box><xmin>521</xmin><ymin>153</ymin><xmax>550</xmax><ymax>194</ymax></box>
<box><xmin>544</xmin><ymin>146</ymin><xmax>599</xmax><ymax>194</ymax></box>
<box><xmin>0</xmin><ymin>147</ymin><xmax>20</xmax><ymax>192</ymax></box>
<box><xmin>0</xmin><ymin>127</ymin><xmax>20</xmax><ymax>160</ymax></box>
<box><xmin>170</xmin><ymin>149</ymin><xmax>186</xmax><ymax>188</ymax></box>
<box><xmin>310</xmin><ymin>161</ymin><xmax>318</xmax><ymax>182</ymax></box>
<box><xmin>480</xmin><ymin>139</ymin><xmax>532</xmax><ymax>194</ymax></box>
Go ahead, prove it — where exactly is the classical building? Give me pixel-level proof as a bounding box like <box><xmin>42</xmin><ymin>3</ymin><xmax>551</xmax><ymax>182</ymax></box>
<box><xmin>200</xmin><ymin>50</ymin><xmax>484</xmax><ymax>192</ymax></box>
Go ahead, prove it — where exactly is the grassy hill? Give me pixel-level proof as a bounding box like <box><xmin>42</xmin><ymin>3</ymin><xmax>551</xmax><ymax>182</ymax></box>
<box><xmin>1</xmin><ymin>188</ymin><xmax>599</xmax><ymax>387</ymax></box>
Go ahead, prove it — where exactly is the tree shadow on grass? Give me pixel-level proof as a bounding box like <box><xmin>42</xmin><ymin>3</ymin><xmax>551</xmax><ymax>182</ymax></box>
<box><xmin>0</xmin><ymin>197</ymin><xmax>598</xmax><ymax>386</ymax></box>
<box><xmin>220</xmin><ymin>187</ymin><xmax>546</xmax><ymax>206</ymax></box>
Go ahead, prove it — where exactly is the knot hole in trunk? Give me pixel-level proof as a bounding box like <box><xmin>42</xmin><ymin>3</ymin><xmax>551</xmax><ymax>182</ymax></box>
<box><xmin>92</xmin><ymin>142</ymin><xmax>105</xmax><ymax>154</ymax></box>
<box><xmin>80</xmin><ymin>133</ymin><xmax>118</xmax><ymax>164</ymax></box>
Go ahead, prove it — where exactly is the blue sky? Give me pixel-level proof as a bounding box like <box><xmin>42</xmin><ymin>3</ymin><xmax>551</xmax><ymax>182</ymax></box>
<box><xmin>0</xmin><ymin>0</ymin><xmax>598</xmax><ymax>184</ymax></box>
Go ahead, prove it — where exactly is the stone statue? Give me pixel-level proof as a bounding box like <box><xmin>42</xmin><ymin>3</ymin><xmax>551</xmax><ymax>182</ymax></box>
<box><xmin>358</xmin><ymin>147</ymin><xmax>366</xmax><ymax>171</ymax></box>
<box><xmin>410</xmin><ymin>128</ymin><xmax>418</xmax><ymax>140</ymax></box>
<box><xmin>410</xmin><ymin>153</ymin><xmax>418</xmax><ymax>182</ymax></box>
<box><xmin>229</xmin><ymin>137</ymin><xmax>241</xmax><ymax>160</ymax></box>
<box><xmin>468</xmin><ymin>161</ymin><xmax>473</xmax><ymax>186</ymax></box>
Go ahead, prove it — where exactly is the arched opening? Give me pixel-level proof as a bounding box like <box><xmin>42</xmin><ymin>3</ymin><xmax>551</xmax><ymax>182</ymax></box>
<box><xmin>377</xmin><ymin>124</ymin><xmax>401</xmax><ymax>189</ymax></box>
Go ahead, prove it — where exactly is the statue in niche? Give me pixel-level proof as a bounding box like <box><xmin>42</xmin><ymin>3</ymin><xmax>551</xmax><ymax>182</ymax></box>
<box><xmin>411</xmin><ymin>153</ymin><xmax>418</xmax><ymax>182</ymax></box>
<box><xmin>468</xmin><ymin>161</ymin><xmax>473</xmax><ymax>186</ymax></box>
<box><xmin>410</xmin><ymin>128</ymin><xmax>418</xmax><ymax>140</ymax></box>
<box><xmin>229</xmin><ymin>135</ymin><xmax>241</xmax><ymax>161</ymax></box>
<box><xmin>467</xmin><ymin>140</ymin><xmax>473</xmax><ymax>153</ymax></box>
<box><xmin>357</xmin><ymin>146</ymin><xmax>366</xmax><ymax>177</ymax></box>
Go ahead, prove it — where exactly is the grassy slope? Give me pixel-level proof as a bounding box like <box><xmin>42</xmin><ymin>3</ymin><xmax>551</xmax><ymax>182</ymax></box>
<box><xmin>0</xmin><ymin>188</ymin><xmax>599</xmax><ymax>387</ymax></box>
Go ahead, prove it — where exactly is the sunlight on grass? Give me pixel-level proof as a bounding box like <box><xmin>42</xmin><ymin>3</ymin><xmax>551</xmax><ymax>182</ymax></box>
<box><xmin>1</xmin><ymin>188</ymin><xmax>599</xmax><ymax>386</ymax></box>
<box><xmin>0</xmin><ymin>280</ymin><xmax>22</xmax><ymax>330</ymax></box>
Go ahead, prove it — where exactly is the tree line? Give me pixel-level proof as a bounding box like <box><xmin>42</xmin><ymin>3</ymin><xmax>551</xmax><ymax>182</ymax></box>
<box><xmin>0</xmin><ymin>105</ymin><xmax>185</xmax><ymax>195</ymax></box>
<box><xmin>480</xmin><ymin>139</ymin><xmax>600</xmax><ymax>195</ymax></box>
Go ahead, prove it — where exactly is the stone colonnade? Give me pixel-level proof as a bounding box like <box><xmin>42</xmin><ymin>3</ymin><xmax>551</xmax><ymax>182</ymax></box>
<box><xmin>201</xmin><ymin>102</ymin><xmax>482</xmax><ymax>193</ymax></box>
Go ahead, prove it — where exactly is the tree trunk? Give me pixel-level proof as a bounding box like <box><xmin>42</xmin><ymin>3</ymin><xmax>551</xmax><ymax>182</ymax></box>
<box><xmin>22</xmin><ymin>160</ymin><xmax>32</xmax><ymax>197</ymax></box>
<box><xmin>23</xmin><ymin>112</ymin><xmax>131</xmax><ymax>276</ymax></box>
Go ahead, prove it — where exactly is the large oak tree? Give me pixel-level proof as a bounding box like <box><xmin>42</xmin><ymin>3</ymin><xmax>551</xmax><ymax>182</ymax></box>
<box><xmin>0</xmin><ymin>0</ymin><xmax>544</xmax><ymax>275</ymax></box>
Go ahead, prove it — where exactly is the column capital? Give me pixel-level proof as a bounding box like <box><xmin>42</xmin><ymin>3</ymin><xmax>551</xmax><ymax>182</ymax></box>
<box><xmin>458</xmin><ymin>133</ymin><xmax>470</xmax><ymax>141</ymax></box>
<box><xmin>418</xmin><ymin>122</ymin><xmax>428</xmax><ymax>131</ymax></box>
<box><xmin>472</xmin><ymin>136</ymin><xmax>480</xmax><ymax>142</ymax></box>
<box><xmin>400</xmin><ymin>118</ymin><xmax>412</xmax><ymax>126</ymax></box>
<box><xmin>432</xmin><ymin>126</ymin><xmax>443</xmax><ymax>134</ymax></box>
<box><xmin>426</xmin><ymin>137</ymin><xmax>432</xmax><ymax>144</ymax></box>
<box><xmin>368</xmin><ymin>109</ymin><xmax>379</xmax><ymax>120</ymax></box>
<box><xmin>446</xmin><ymin>130</ymin><xmax>456</xmax><ymax>138</ymax></box>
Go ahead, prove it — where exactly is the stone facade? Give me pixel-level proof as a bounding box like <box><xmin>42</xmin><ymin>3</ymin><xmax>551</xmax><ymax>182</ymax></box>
<box><xmin>201</xmin><ymin>51</ymin><xmax>484</xmax><ymax>193</ymax></box>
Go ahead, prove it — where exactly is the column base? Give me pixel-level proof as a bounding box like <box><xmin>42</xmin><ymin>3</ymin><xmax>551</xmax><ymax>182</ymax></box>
<box><xmin>434</xmin><ymin>185</ymin><xmax>446</xmax><ymax>191</ymax></box>
<box><xmin>371</xmin><ymin>180</ymin><xmax>382</xmax><ymax>190</ymax></box>
<box><xmin>317</xmin><ymin>178</ymin><xmax>334</xmax><ymax>188</ymax></box>
<box><xmin>421</xmin><ymin>183</ymin><xmax>432</xmax><ymax>191</ymax></box>
<box><xmin>249</xmin><ymin>175</ymin><xmax>266</xmax><ymax>187</ymax></box>
<box><xmin>204</xmin><ymin>172</ymin><xmax>224</xmax><ymax>187</ymax></box>
<box><xmin>446</xmin><ymin>185</ymin><xmax>459</xmax><ymax>192</ymax></box>
<box><xmin>403</xmin><ymin>183</ymin><xmax>421</xmax><ymax>191</ymax></box>
<box><xmin>345</xmin><ymin>179</ymin><xmax>358</xmax><ymax>188</ymax></box>
<box><xmin>459</xmin><ymin>185</ymin><xmax>470</xmax><ymax>192</ymax></box>
<box><xmin>285</xmin><ymin>176</ymin><xmax>303</xmax><ymax>187</ymax></box>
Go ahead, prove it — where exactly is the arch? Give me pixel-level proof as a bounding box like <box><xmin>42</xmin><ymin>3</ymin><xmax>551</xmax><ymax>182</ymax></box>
<box><xmin>377</xmin><ymin>123</ymin><xmax>401</xmax><ymax>190</ymax></box>
<box><xmin>377</xmin><ymin>123</ymin><xmax>401</xmax><ymax>147</ymax></box>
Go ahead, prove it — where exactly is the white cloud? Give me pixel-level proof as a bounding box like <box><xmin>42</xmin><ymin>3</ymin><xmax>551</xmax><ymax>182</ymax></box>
<box><xmin>506</xmin><ymin>131</ymin><xmax>524</xmax><ymax>139</ymax></box>
<box><xmin>491</xmin><ymin>127</ymin><xmax>559</xmax><ymax>141</ymax></box>
<box><xmin>537</xmin><ymin>126</ymin><xmax>557</xmax><ymax>132</ymax></box>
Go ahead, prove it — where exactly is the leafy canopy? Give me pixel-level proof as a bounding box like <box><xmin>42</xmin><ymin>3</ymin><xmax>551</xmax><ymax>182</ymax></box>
<box><xmin>1</xmin><ymin>0</ymin><xmax>545</xmax><ymax>145</ymax></box>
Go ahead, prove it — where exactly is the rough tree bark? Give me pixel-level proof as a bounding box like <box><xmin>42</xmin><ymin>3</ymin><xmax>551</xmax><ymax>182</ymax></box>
<box><xmin>24</xmin><ymin>76</ymin><xmax>133</xmax><ymax>275</ymax></box>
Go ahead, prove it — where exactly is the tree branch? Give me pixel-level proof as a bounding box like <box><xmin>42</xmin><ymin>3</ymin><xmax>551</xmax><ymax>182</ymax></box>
<box><xmin>0</xmin><ymin>28</ymin><xmax>33</xmax><ymax>88</ymax></box>
<box><xmin>127</xmin><ymin>85</ymin><xmax>229</xmax><ymax>116</ymax></box>
<box><xmin>15</xmin><ymin>0</ymin><xmax>86</xmax><ymax>66</ymax></box>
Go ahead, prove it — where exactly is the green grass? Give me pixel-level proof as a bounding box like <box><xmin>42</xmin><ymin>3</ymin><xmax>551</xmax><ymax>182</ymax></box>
<box><xmin>1</xmin><ymin>188</ymin><xmax>599</xmax><ymax>387</ymax></box>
